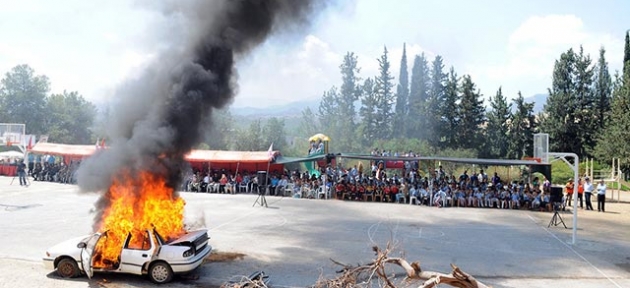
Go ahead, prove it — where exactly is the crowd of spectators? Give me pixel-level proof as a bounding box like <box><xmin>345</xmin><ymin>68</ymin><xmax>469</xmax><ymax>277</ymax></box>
<box><xmin>181</xmin><ymin>156</ymin><xmax>564</xmax><ymax>214</ymax></box>
<box><xmin>26</xmin><ymin>155</ymin><xmax>80</xmax><ymax>184</ymax></box>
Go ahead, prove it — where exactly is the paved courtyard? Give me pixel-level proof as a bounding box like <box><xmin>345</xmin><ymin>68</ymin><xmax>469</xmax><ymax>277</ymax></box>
<box><xmin>0</xmin><ymin>176</ymin><xmax>629</xmax><ymax>288</ymax></box>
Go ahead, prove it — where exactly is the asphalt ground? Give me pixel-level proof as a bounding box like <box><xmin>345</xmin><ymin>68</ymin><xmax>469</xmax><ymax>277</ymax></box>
<box><xmin>0</xmin><ymin>176</ymin><xmax>629</xmax><ymax>288</ymax></box>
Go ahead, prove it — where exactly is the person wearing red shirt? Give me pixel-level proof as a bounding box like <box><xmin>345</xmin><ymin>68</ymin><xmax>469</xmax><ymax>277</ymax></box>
<box><xmin>577</xmin><ymin>178</ymin><xmax>584</xmax><ymax>209</ymax></box>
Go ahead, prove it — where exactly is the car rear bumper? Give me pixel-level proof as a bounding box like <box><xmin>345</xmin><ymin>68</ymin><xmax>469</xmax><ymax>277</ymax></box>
<box><xmin>168</xmin><ymin>244</ymin><xmax>212</xmax><ymax>274</ymax></box>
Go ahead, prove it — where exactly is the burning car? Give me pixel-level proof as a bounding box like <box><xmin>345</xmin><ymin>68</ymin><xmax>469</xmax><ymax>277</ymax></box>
<box><xmin>43</xmin><ymin>228</ymin><xmax>211</xmax><ymax>284</ymax></box>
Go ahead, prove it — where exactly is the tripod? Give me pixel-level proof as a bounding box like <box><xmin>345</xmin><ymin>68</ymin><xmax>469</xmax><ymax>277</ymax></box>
<box><xmin>10</xmin><ymin>171</ymin><xmax>30</xmax><ymax>187</ymax></box>
<box><xmin>253</xmin><ymin>185</ymin><xmax>268</xmax><ymax>208</ymax></box>
<box><xmin>548</xmin><ymin>204</ymin><xmax>567</xmax><ymax>228</ymax></box>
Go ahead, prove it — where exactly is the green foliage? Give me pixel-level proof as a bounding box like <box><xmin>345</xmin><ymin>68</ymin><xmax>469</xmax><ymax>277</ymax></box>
<box><xmin>262</xmin><ymin>117</ymin><xmax>287</xmax><ymax>151</ymax></box>
<box><xmin>393</xmin><ymin>44</ymin><xmax>409</xmax><ymax>134</ymax></box>
<box><xmin>594</xmin><ymin>47</ymin><xmax>612</xmax><ymax>129</ymax></box>
<box><xmin>336</xmin><ymin>52</ymin><xmax>362</xmax><ymax>151</ymax></box>
<box><xmin>508</xmin><ymin>92</ymin><xmax>536</xmax><ymax>159</ymax></box>
<box><xmin>440</xmin><ymin>67</ymin><xmax>460</xmax><ymax>149</ymax></box>
<box><xmin>358</xmin><ymin>78</ymin><xmax>379</xmax><ymax>146</ymax></box>
<box><xmin>624</xmin><ymin>31</ymin><xmax>629</xmax><ymax>76</ymax></box>
<box><xmin>0</xmin><ymin>64</ymin><xmax>50</xmax><ymax>134</ymax></box>
<box><xmin>551</xmin><ymin>160</ymin><xmax>576</xmax><ymax>185</ymax></box>
<box><xmin>541</xmin><ymin>47</ymin><xmax>598</xmax><ymax>158</ymax></box>
<box><xmin>297</xmin><ymin>107</ymin><xmax>320</xmax><ymax>139</ymax></box>
<box><xmin>45</xmin><ymin>91</ymin><xmax>96</xmax><ymax>144</ymax></box>
<box><xmin>594</xmin><ymin>66</ymin><xmax>630</xmax><ymax>166</ymax></box>
<box><xmin>374</xmin><ymin>46</ymin><xmax>395</xmax><ymax>139</ymax></box>
<box><xmin>407</xmin><ymin>53</ymin><xmax>430</xmax><ymax>139</ymax></box>
<box><xmin>232</xmin><ymin>119</ymin><xmax>263</xmax><ymax>151</ymax></box>
<box><xmin>456</xmin><ymin>75</ymin><xmax>485</xmax><ymax>150</ymax></box>
<box><xmin>426</xmin><ymin>55</ymin><xmax>446</xmax><ymax>147</ymax></box>
<box><xmin>201</xmin><ymin>108</ymin><xmax>234</xmax><ymax>150</ymax></box>
<box><xmin>484</xmin><ymin>87</ymin><xmax>511</xmax><ymax>158</ymax></box>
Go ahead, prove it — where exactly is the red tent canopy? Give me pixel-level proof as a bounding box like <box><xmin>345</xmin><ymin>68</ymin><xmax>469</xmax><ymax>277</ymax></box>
<box><xmin>29</xmin><ymin>142</ymin><xmax>283</xmax><ymax>173</ymax></box>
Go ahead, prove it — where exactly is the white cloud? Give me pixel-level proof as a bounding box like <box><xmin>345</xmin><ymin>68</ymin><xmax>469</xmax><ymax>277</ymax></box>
<box><xmin>235</xmin><ymin>34</ymin><xmax>342</xmax><ymax>107</ymax></box>
<box><xmin>234</xmin><ymin>39</ymin><xmax>434</xmax><ymax>108</ymax></box>
<box><xmin>472</xmin><ymin>14</ymin><xmax>624</xmax><ymax>101</ymax></box>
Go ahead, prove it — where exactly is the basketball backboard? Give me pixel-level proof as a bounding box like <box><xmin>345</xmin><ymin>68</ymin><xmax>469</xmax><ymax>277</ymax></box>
<box><xmin>0</xmin><ymin>123</ymin><xmax>26</xmax><ymax>150</ymax></box>
<box><xmin>533</xmin><ymin>133</ymin><xmax>549</xmax><ymax>164</ymax></box>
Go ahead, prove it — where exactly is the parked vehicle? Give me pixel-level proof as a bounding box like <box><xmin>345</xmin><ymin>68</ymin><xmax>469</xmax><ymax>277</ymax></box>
<box><xmin>43</xmin><ymin>229</ymin><xmax>211</xmax><ymax>284</ymax></box>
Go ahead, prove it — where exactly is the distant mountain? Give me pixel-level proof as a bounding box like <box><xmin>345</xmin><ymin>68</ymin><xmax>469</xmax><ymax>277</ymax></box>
<box><xmin>524</xmin><ymin>93</ymin><xmax>547</xmax><ymax>114</ymax></box>
<box><xmin>230</xmin><ymin>98</ymin><xmax>320</xmax><ymax>117</ymax></box>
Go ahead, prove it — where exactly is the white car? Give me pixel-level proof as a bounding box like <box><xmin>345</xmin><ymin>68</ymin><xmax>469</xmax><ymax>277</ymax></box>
<box><xmin>43</xmin><ymin>229</ymin><xmax>212</xmax><ymax>284</ymax></box>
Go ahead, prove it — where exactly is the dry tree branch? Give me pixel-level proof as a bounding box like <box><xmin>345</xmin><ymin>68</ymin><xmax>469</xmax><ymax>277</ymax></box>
<box><xmin>322</xmin><ymin>244</ymin><xmax>489</xmax><ymax>288</ymax></box>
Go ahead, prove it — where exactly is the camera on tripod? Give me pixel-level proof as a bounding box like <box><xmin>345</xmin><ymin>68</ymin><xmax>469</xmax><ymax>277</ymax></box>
<box><xmin>548</xmin><ymin>186</ymin><xmax>567</xmax><ymax>228</ymax></box>
<box><xmin>257</xmin><ymin>171</ymin><xmax>268</xmax><ymax>195</ymax></box>
<box><xmin>550</xmin><ymin>186</ymin><xmax>563</xmax><ymax>210</ymax></box>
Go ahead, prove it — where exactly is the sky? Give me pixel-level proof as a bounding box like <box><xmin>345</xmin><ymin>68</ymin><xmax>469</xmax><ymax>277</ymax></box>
<box><xmin>0</xmin><ymin>0</ymin><xmax>628</xmax><ymax>109</ymax></box>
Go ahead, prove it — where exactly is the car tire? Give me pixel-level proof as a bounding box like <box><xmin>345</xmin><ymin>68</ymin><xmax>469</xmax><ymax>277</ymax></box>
<box><xmin>148</xmin><ymin>261</ymin><xmax>173</xmax><ymax>284</ymax></box>
<box><xmin>57</xmin><ymin>258</ymin><xmax>79</xmax><ymax>278</ymax></box>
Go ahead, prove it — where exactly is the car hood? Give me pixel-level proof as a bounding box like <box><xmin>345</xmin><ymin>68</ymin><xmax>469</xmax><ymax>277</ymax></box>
<box><xmin>47</xmin><ymin>235</ymin><xmax>91</xmax><ymax>256</ymax></box>
<box><xmin>168</xmin><ymin>229</ymin><xmax>208</xmax><ymax>245</ymax></box>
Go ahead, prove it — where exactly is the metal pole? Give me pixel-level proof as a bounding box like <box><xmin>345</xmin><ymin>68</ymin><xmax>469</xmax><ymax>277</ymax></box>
<box><xmin>572</xmin><ymin>155</ymin><xmax>579</xmax><ymax>245</ymax></box>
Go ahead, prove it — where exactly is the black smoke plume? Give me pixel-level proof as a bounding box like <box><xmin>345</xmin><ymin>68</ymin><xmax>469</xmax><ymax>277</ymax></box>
<box><xmin>77</xmin><ymin>0</ymin><xmax>326</xmax><ymax>227</ymax></box>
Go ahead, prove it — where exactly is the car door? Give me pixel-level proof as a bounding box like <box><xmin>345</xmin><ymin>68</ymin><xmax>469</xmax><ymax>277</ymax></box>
<box><xmin>80</xmin><ymin>233</ymin><xmax>102</xmax><ymax>279</ymax></box>
<box><xmin>119</xmin><ymin>230</ymin><xmax>157</xmax><ymax>275</ymax></box>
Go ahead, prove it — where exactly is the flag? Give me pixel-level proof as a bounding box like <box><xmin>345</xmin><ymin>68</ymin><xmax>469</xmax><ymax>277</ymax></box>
<box><xmin>267</xmin><ymin>143</ymin><xmax>274</xmax><ymax>160</ymax></box>
<box><xmin>95</xmin><ymin>138</ymin><xmax>100</xmax><ymax>149</ymax></box>
<box><xmin>38</xmin><ymin>135</ymin><xmax>48</xmax><ymax>143</ymax></box>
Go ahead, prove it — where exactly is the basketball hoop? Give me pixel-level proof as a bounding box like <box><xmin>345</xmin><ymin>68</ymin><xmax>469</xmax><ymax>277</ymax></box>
<box><xmin>523</xmin><ymin>157</ymin><xmax>542</xmax><ymax>163</ymax></box>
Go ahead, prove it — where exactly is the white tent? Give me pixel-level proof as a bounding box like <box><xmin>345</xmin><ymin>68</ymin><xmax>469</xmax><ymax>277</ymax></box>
<box><xmin>0</xmin><ymin>150</ymin><xmax>24</xmax><ymax>159</ymax></box>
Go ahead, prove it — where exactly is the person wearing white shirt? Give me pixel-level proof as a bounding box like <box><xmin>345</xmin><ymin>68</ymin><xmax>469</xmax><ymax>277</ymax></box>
<box><xmin>583</xmin><ymin>178</ymin><xmax>594</xmax><ymax>210</ymax></box>
<box><xmin>596</xmin><ymin>179</ymin><xmax>606</xmax><ymax>212</ymax></box>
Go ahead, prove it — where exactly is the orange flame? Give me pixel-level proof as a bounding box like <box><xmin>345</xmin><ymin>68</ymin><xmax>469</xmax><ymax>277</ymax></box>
<box><xmin>92</xmin><ymin>171</ymin><xmax>185</xmax><ymax>269</ymax></box>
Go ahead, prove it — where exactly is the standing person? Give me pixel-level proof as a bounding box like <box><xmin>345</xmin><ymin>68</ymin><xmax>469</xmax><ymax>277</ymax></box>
<box><xmin>596</xmin><ymin>180</ymin><xmax>606</xmax><ymax>212</ymax></box>
<box><xmin>583</xmin><ymin>177</ymin><xmax>594</xmax><ymax>210</ymax></box>
<box><xmin>565</xmin><ymin>179</ymin><xmax>575</xmax><ymax>207</ymax></box>
<box><xmin>577</xmin><ymin>178</ymin><xmax>584</xmax><ymax>209</ymax></box>
<box><xmin>17</xmin><ymin>161</ymin><xmax>27</xmax><ymax>186</ymax></box>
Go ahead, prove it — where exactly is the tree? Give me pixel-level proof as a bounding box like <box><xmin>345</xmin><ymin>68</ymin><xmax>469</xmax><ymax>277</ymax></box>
<box><xmin>298</xmin><ymin>107</ymin><xmax>320</xmax><ymax>138</ymax></box>
<box><xmin>484</xmin><ymin>87</ymin><xmax>511</xmax><ymax>158</ymax></box>
<box><xmin>594</xmin><ymin>47</ymin><xmax>612</xmax><ymax>129</ymax></box>
<box><xmin>262</xmin><ymin>117</ymin><xmax>287</xmax><ymax>151</ymax></box>
<box><xmin>624</xmin><ymin>31</ymin><xmax>630</xmax><ymax>75</ymax></box>
<box><xmin>317</xmin><ymin>87</ymin><xmax>341</xmax><ymax>150</ymax></box>
<box><xmin>541</xmin><ymin>48</ymin><xmax>579</xmax><ymax>154</ymax></box>
<box><xmin>440</xmin><ymin>67</ymin><xmax>460</xmax><ymax>149</ymax></box>
<box><xmin>232</xmin><ymin>120</ymin><xmax>263</xmax><ymax>151</ymax></box>
<box><xmin>426</xmin><ymin>55</ymin><xmax>446</xmax><ymax>147</ymax></box>
<box><xmin>573</xmin><ymin>46</ymin><xmax>597</xmax><ymax>156</ymax></box>
<box><xmin>407</xmin><ymin>53</ymin><xmax>430</xmax><ymax>139</ymax></box>
<box><xmin>456</xmin><ymin>75</ymin><xmax>485</xmax><ymax>150</ymax></box>
<box><xmin>393</xmin><ymin>44</ymin><xmax>409</xmax><ymax>135</ymax></box>
<box><xmin>358</xmin><ymin>78</ymin><xmax>379</xmax><ymax>146</ymax></box>
<box><xmin>374</xmin><ymin>46</ymin><xmax>395</xmax><ymax>139</ymax></box>
<box><xmin>318</xmin><ymin>87</ymin><xmax>339</xmax><ymax>133</ymax></box>
<box><xmin>0</xmin><ymin>64</ymin><xmax>50</xmax><ymax>134</ymax></box>
<box><xmin>508</xmin><ymin>92</ymin><xmax>537</xmax><ymax>159</ymax></box>
<box><xmin>44</xmin><ymin>91</ymin><xmax>96</xmax><ymax>144</ymax></box>
<box><xmin>594</xmin><ymin>69</ymin><xmax>630</xmax><ymax>165</ymax></box>
<box><xmin>201</xmin><ymin>108</ymin><xmax>234</xmax><ymax>150</ymax></box>
<box><xmin>336</xmin><ymin>52</ymin><xmax>362</xmax><ymax>152</ymax></box>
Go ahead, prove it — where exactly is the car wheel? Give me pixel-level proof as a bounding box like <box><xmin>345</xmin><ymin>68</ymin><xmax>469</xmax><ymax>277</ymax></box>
<box><xmin>149</xmin><ymin>262</ymin><xmax>173</xmax><ymax>284</ymax></box>
<box><xmin>57</xmin><ymin>258</ymin><xmax>79</xmax><ymax>278</ymax></box>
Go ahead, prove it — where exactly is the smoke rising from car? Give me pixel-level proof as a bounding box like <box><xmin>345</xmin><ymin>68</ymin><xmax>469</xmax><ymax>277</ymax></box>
<box><xmin>76</xmin><ymin>0</ymin><xmax>327</xmax><ymax>221</ymax></box>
